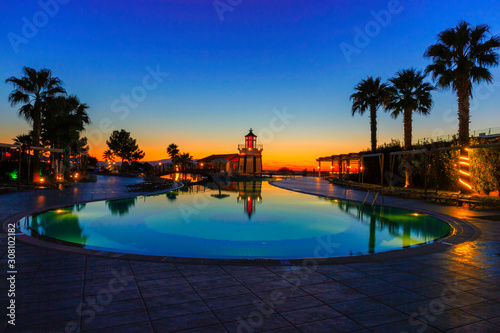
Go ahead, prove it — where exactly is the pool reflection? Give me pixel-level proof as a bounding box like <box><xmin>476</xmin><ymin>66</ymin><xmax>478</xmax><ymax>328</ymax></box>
<box><xmin>19</xmin><ymin>181</ymin><xmax>452</xmax><ymax>258</ymax></box>
<box><xmin>21</xmin><ymin>204</ymin><xmax>88</xmax><ymax>246</ymax></box>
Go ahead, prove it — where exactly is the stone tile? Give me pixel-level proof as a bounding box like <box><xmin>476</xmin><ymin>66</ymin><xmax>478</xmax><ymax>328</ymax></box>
<box><xmin>338</xmin><ymin>276</ymin><xmax>386</xmax><ymax>288</ymax></box>
<box><xmin>81</xmin><ymin>309</ymin><xmax>150</xmax><ymax>331</ymax></box>
<box><xmin>144</xmin><ymin>291</ymin><xmax>201</xmax><ymax>307</ymax></box>
<box><xmin>153</xmin><ymin>312</ymin><xmax>220</xmax><ymax>332</ymax></box>
<box><xmin>281</xmin><ymin>305</ymin><xmax>342</xmax><ymax>325</ymax></box>
<box><xmin>460</xmin><ymin>300</ymin><xmax>500</xmax><ymax>320</ymax></box>
<box><xmin>412</xmin><ymin>283</ymin><xmax>461</xmax><ymax>298</ymax></box>
<box><xmin>416</xmin><ymin>309</ymin><xmax>481</xmax><ymax>331</ymax></box>
<box><xmin>136</xmin><ymin>276</ymin><xmax>188</xmax><ymax>289</ymax></box>
<box><xmin>185</xmin><ymin>272</ymin><xmax>233</xmax><ymax>283</ymax></box>
<box><xmin>85</xmin><ymin>321</ymin><xmax>155</xmax><ymax>333</ymax></box>
<box><xmin>468</xmin><ymin>287</ymin><xmax>500</xmax><ymax>301</ymax></box>
<box><xmin>12</xmin><ymin>307</ymin><xmax>80</xmax><ymax>329</ymax></box>
<box><xmin>325</xmin><ymin>270</ymin><xmax>368</xmax><ymax>280</ymax></box>
<box><xmin>447</xmin><ymin>321</ymin><xmax>500</xmax><ymax>333</ymax></box>
<box><xmin>377</xmin><ymin>271</ymin><xmax>418</xmax><ymax>282</ymax></box>
<box><xmin>270</xmin><ymin>295</ymin><xmax>323</xmax><ymax>313</ymax></box>
<box><xmin>296</xmin><ymin>317</ymin><xmax>363</xmax><ymax>332</ymax></box>
<box><xmin>17</xmin><ymin>296</ymin><xmax>82</xmax><ymax>315</ymax></box>
<box><xmin>329</xmin><ymin>298</ymin><xmax>384</xmax><ymax>315</ymax></box>
<box><xmin>191</xmin><ymin>277</ymin><xmax>242</xmax><ymax>291</ymax></box>
<box><xmin>453</xmin><ymin>278</ymin><xmax>492</xmax><ymax>291</ymax></box>
<box><xmin>213</xmin><ymin>303</ymin><xmax>275</xmax><ymax>324</ymax></box>
<box><xmin>300</xmin><ymin>281</ymin><xmax>352</xmax><ymax>295</ymax></box>
<box><xmin>140</xmin><ymin>282</ymin><xmax>193</xmax><ymax>297</ymax></box>
<box><xmin>253</xmin><ymin>287</ymin><xmax>308</xmax><ymax>302</ymax></box>
<box><xmin>173</xmin><ymin>324</ymin><xmax>228</xmax><ymax>333</ymax></box>
<box><xmin>435</xmin><ymin>291</ymin><xmax>489</xmax><ymax>308</ymax></box>
<box><xmin>197</xmin><ymin>285</ymin><xmax>251</xmax><ymax>301</ymax></box>
<box><xmin>392</xmin><ymin>277</ymin><xmax>439</xmax><ymax>290</ymax></box>
<box><xmin>224</xmin><ymin>313</ymin><xmax>290</xmax><ymax>332</ymax></box>
<box><xmin>147</xmin><ymin>300</ymin><xmax>210</xmax><ymax>321</ymax></box>
<box><xmin>315</xmin><ymin>287</ymin><xmax>367</xmax><ymax>304</ymax></box>
<box><xmin>82</xmin><ymin>298</ymin><xmax>146</xmax><ymax>316</ymax></box>
<box><xmin>349</xmin><ymin>307</ymin><xmax>408</xmax><ymax>328</ymax></box>
<box><xmin>352</xmin><ymin>283</ymin><xmax>406</xmax><ymax>297</ymax></box>
<box><xmin>265</xmin><ymin>327</ymin><xmax>300</xmax><ymax>333</ymax></box>
<box><xmin>489</xmin><ymin>317</ymin><xmax>500</xmax><ymax>327</ymax></box>
<box><xmin>369</xmin><ymin>319</ymin><xmax>441</xmax><ymax>333</ymax></box>
<box><xmin>373</xmin><ymin>290</ymin><xmax>427</xmax><ymax>306</ymax></box>
<box><xmin>233</xmin><ymin>272</ymin><xmax>282</xmax><ymax>284</ymax></box>
<box><xmin>21</xmin><ymin>287</ymin><xmax>83</xmax><ymax>303</ymax></box>
<box><xmin>205</xmin><ymin>293</ymin><xmax>262</xmax><ymax>311</ymax></box>
<box><xmin>134</xmin><ymin>270</ymin><xmax>182</xmax><ymax>281</ymax></box>
<box><xmin>393</xmin><ymin>299</ymin><xmax>449</xmax><ymax>316</ymax></box>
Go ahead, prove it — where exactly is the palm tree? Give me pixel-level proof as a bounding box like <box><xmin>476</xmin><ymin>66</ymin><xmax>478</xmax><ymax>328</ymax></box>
<box><xmin>177</xmin><ymin>153</ymin><xmax>193</xmax><ymax>171</ymax></box>
<box><xmin>13</xmin><ymin>133</ymin><xmax>33</xmax><ymax>164</ymax></box>
<box><xmin>102</xmin><ymin>149</ymin><xmax>115</xmax><ymax>169</ymax></box>
<box><xmin>6</xmin><ymin>67</ymin><xmax>66</xmax><ymax>182</ymax></box>
<box><xmin>167</xmin><ymin>143</ymin><xmax>179</xmax><ymax>170</ymax></box>
<box><xmin>350</xmin><ymin>77</ymin><xmax>389</xmax><ymax>152</ymax></box>
<box><xmin>424</xmin><ymin>21</ymin><xmax>500</xmax><ymax>146</ymax></box>
<box><xmin>42</xmin><ymin>95</ymin><xmax>90</xmax><ymax>173</ymax></box>
<box><xmin>385</xmin><ymin>69</ymin><xmax>434</xmax><ymax>186</ymax></box>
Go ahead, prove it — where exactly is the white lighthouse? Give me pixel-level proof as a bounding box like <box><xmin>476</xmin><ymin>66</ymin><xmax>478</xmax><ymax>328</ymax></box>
<box><xmin>238</xmin><ymin>129</ymin><xmax>263</xmax><ymax>174</ymax></box>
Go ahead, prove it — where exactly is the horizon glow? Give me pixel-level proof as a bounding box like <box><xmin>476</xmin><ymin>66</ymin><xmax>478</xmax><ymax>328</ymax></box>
<box><xmin>1</xmin><ymin>0</ymin><xmax>499</xmax><ymax>170</ymax></box>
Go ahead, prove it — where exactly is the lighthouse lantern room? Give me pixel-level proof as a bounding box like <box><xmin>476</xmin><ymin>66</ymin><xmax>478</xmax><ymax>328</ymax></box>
<box><xmin>238</xmin><ymin>129</ymin><xmax>263</xmax><ymax>174</ymax></box>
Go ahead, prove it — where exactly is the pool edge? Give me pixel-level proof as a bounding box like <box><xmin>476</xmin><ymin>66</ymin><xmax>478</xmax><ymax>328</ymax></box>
<box><xmin>3</xmin><ymin>181</ymin><xmax>480</xmax><ymax>266</ymax></box>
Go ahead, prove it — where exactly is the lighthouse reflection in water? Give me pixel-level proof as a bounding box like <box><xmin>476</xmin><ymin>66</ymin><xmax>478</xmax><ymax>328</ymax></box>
<box><xmin>237</xmin><ymin>182</ymin><xmax>262</xmax><ymax>218</ymax></box>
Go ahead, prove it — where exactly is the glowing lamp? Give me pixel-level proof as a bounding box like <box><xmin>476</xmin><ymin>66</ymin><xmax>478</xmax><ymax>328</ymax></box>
<box><xmin>459</xmin><ymin>179</ymin><xmax>472</xmax><ymax>190</ymax></box>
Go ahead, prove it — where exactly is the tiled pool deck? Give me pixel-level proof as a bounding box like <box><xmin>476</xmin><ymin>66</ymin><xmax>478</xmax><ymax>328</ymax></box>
<box><xmin>1</xmin><ymin>176</ymin><xmax>499</xmax><ymax>332</ymax></box>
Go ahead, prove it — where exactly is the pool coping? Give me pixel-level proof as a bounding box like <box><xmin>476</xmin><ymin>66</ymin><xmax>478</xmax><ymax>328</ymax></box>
<box><xmin>3</xmin><ymin>180</ymin><xmax>481</xmax><ymax>266</ymax></box>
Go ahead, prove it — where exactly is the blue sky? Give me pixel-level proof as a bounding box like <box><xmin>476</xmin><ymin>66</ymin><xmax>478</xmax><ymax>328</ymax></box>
<box><xmin>1</xmin><ymin>0</ymin><xmax>499</xmax><ymax>169</ymax></box>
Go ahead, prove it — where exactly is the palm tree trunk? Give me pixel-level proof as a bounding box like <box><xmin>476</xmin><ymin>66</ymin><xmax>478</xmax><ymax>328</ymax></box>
<box><xmin>32</xmin><ymin>111</ymin><xmax>41</xmax><ymax>182</ymax></box>
<box><xmin>457</xmin><ymin>81</ymin><xmax>470</xmax><ymax>146</ymax></box>
<box><xmin>404</xmin><ymin>109</ymin><xmax>413</xmax><ymax>187</ymax></box>
<box><xmin>370</xmin><ymin>105</ymin><xmax>377</xmax><ymax>152</ymax></box>
<box><xmin>457</xmin><ymin>81</ymin><xmax>472</xmax><ymax>193</ymax></box>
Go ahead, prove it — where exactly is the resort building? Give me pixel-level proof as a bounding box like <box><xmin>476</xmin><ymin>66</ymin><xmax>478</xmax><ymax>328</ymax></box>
<box><xmin>196</xmin><ymin>153</ymin><xmax>240</xmax><ymax>174</ymax></box>
<box><xmin>197</xmin><ymin>129</ymin><xmax>264</xmax><ymax>175</ymax></box>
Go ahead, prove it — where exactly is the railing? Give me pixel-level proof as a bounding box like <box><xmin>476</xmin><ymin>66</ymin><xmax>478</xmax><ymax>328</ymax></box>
<box><xmin>411</xmin><ymin>126</ymin><xmax>500</xmax><ymax>146</ymax></box>
<box><xmin>238</xmin><ymin>144</ymin><xmax>263</xmax><ymax>150</ymax></box>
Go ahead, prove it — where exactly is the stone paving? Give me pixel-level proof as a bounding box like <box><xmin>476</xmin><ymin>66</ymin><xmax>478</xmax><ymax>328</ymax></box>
<box><xmin>1</xmin><ymin>176</ymin><xmax>500</xmax><ymax>332</ymax></box>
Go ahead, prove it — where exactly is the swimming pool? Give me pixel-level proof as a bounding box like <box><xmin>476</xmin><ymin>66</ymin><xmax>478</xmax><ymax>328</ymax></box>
<box><xmin>17</xmin><ymin>181</ymin><xmax>452</xmax><ymax>259</ymax></box>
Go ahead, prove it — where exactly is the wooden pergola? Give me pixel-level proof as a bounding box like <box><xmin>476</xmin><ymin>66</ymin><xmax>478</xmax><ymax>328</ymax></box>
<box><xmin>316</xmin><ymin>152</ymin><xmax>384</xmax><ymax>185</ymax></box>
<box><xmin>318</xmin><ymin>140</ymin><xmax>500</xmax><ymax>193</ymax></box>
<box><xmin>1</xmin><ymin>144</ymin><xmax>65</xmax><ymax>186</ymax></box>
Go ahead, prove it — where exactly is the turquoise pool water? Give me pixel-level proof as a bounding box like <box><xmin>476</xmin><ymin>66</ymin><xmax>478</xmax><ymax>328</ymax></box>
<box><xmin>17</xmin><ymin>181</ymin><xmax>451</xmax><ymax>259</ymax></box>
